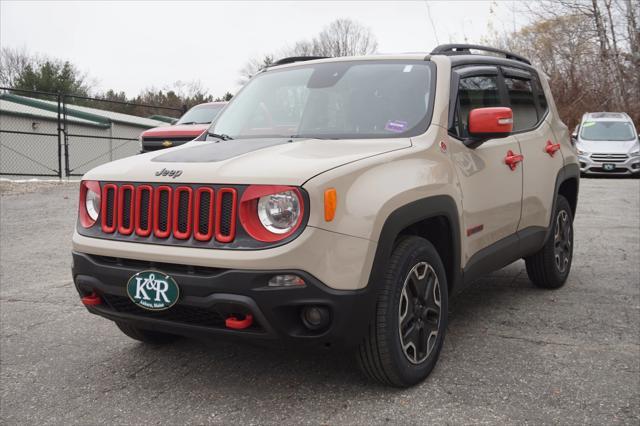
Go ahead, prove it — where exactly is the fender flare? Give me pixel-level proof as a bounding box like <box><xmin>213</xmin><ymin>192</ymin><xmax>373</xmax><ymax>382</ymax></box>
<box><xmin>366</xmin><ymin>195</ymin><xmax>462</xmax><ymax>295</ymax></box>
<box><xmin>544</xmin><ymin>163</ymin><xmax>580</xmax><ymax>244</ymax></box>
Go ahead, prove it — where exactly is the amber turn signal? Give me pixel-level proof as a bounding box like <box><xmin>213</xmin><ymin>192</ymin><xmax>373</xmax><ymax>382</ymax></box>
<box><xmin>324</xmin><ymin>188</ymin><xmax>337</xmax><ymax>222</ymax></box>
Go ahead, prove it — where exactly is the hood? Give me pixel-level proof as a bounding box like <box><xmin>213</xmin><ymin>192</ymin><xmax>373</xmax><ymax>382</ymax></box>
<box><xmin>83</xmin><ymin>137</ymin><xmax>412</xmax><ymax>185</ymax></box>
<box><xmin>141</xmin><ymin>124</ymin><xmax>209</xmax><ymax>139</ymax></box>
<box><xmin>577</xmin><ymin>138</ymin><xmax>639</xmax><ymax>154</ymax></box>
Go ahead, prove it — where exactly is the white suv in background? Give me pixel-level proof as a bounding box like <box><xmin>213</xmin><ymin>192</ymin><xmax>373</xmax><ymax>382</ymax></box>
<box><xmin>574</xmin><ymin>112</ymin><xmax>640</xmax><ymax>176</ymax></box>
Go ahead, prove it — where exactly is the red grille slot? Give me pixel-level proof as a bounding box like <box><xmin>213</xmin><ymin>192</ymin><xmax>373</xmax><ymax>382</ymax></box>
<box><xmin>172</xmin><ymin>186</ymin><xmax>193</xmax><ymax>240</ymax></box>
<box><xmin>135</xmin><ymin>185</ymin><xmax>153</xmax><ymax>237</ymax></box>
<box><xmin>117</xmin><ymin>184</ymin><xmax>135</xmax><ymax>235</ymax></box>
<box><xmin>194</xmin><ymin>187</ymin><xmax>214</xmax><ymax>242</ymax></box>
<box><xmin>215</xmin><ymin>188</ymin><xmax>237</xmax><ymax>243</ymax></box>
<box><xmin>153</xmin><ymin>186</ymin><xmax>172</xmax><ymax>238</ymax></box>
<box><xmin>101</xmin><ymin>184</ymin><xmax>118</xmax><ymax>233</ymax></box>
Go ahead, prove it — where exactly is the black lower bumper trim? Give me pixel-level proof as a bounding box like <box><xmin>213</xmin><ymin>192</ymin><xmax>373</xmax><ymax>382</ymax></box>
<box><xmin>72</xmin><ymin>252</ymin><xmax>376</xmax><ymax>348</ymax></box>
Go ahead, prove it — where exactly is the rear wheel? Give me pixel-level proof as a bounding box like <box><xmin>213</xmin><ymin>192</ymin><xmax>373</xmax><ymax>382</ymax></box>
<box><xmin>115</xmin><ymin>322</ymin><xmax>181</xmax><ymax>344</ymax></box>
<box><xmin>525</xmin><ymin>195</ymin><xmax>574</xmax><ymax>289</ymax></box>
<box><xmin>357</xmin><ymin>236</ymin><xmax>448</xmax><ymax>387</ymax></box>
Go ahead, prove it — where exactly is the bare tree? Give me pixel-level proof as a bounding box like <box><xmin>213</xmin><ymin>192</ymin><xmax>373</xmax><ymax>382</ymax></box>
<box><xmin>239</xmin><ymin>18</ymin><xmax>378</xmax><ymax>85</ymax></box>
<box><xmin>312</xmin><ymin>18</ymin><xmax>378</xmax><ymax>57</ymax></box>
<box><xmin>0</xmin><ymin>47</ymin><xmax>34</xmax><ymax>87</ymax></box>
<box><xmin>237</xmin><ymin>54</ymin><xmax>274</xmax><ymax>85</ymax></box>
<box><xmin>486</xmin><ymin>0</ymin><xmax>639</xmax><ymax>127</ymax></box>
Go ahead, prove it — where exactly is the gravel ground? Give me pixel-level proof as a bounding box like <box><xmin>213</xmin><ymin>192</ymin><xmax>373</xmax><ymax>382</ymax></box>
<box><xmin>1</xmin><ymin>178</ymin><xmax>639</xmax><ymax>425</ymax></box>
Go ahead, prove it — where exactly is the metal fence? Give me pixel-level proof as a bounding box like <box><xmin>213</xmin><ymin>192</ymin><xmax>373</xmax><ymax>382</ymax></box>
<box><xmin>0</xmin><ymin>87</ymin><xmax>185</xmax><ymax>178</ymax></box>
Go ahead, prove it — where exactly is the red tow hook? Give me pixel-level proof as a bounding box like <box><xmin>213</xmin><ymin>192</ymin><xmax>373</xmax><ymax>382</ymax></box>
<box><xmin>225</xmin><ymin>314</ymin><xmax>253</xmax><ymax>330</ymax></box>
<box><xmin>81</xmin><ymin>292</ymin><xmax>102</xmax><ymax>306</ymax></box>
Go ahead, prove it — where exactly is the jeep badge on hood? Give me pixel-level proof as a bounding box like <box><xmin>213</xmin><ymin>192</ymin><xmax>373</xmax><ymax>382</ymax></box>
<box><xmin>155</xmin><ymin>168</ymin><xmax>183</xmax><ymax>178</ymax></box>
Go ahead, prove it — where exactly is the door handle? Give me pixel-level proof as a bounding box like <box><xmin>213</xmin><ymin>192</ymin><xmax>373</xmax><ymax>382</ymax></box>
<box><xmin>545</xmin><ymin>140</ymin><xmax>561</xmax><ymax>157</ymax></box>
<box><xmin>504</xmin><ymin>150</ymin><xmax>524</xmax><ymax>170</ymax></box>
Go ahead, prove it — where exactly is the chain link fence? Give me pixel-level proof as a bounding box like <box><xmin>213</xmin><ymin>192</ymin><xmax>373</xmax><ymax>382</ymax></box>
<box><xmin>0</xmin><ymin>89</ymin><xmax>63</xmax><ymax>177</ymax></box>
<box><xmin>0</xmin><ymin>87</ymin><xmax>185</xmax><ymax>178</ymax></box>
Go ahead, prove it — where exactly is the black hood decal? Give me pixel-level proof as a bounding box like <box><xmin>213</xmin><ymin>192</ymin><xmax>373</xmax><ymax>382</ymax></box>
<box><xmin>151</xmin><ymin>138</ymin><xmax>295</xmax><ymax>163</ymax></box>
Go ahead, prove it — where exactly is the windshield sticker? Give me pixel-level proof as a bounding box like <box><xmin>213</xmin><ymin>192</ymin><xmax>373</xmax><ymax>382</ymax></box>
<box><xmin>385</xmin><ymin>120</ymin><xmax>408</xmax><ymax>133</ymax></box>
<box><xmin>403</xmin><ymin>65</ymin><xmax>413</xmax><ymax>73</ymax></box>
<box><xmin>583</xmin><ymin>122</ymin><xmax>596</xmax><ymax>127</ymax></box>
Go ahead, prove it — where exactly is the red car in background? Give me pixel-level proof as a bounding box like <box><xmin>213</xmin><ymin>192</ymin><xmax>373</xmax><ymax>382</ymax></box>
<box><xmin>139</xmin><ymin>102</ymin><xmax>227</xmax><ymax>153</ymax></box>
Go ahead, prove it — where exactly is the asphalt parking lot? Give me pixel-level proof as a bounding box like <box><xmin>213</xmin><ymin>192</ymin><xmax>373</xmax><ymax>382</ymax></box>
<box><xmin>1</xmin><ymin>178</ymin><xmax>639</xmax><ymax>425</ymax></box>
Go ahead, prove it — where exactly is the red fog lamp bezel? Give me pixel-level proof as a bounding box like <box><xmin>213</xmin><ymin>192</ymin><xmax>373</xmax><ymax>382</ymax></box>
<box><xmin>239</xmin><ymin>185</ymin><xmax>305</xmax><ymax>242</ymax></box>
<box><xmin>79</xmin><ymin>180</ymin><xmax>101</xmax><ymax>228</ymax></box>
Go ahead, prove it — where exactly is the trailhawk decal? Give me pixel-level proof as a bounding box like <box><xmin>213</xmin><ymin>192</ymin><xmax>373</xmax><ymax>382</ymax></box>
<box><xmin>126</xmin><ymin>271</ymin><xmax>180</xmax><ymax>311</ymax></box>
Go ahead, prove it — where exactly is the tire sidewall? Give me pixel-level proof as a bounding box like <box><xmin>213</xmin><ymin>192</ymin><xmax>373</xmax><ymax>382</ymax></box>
<box><xmin>385</xmin><ymin>238</ymin><xmax>448</xmax><ymax>385</ymax></box>
<box><xmin>548</xmin><ymin>196</ymin><xmax>574</xmax><ymax>282</ymax></box>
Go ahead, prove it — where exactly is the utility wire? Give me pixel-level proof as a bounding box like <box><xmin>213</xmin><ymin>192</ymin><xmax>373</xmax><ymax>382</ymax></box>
<box><xmin>425</xmin><ymin>1</ymin><xmax>440</xmax><ymax>45</ymax></box>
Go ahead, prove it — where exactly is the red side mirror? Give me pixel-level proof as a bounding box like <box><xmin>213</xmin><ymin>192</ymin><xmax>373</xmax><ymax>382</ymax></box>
<box><xmin>468</xmin><ymin>107</ymin><xmax>513</xmax><ymax>138</ymax></box>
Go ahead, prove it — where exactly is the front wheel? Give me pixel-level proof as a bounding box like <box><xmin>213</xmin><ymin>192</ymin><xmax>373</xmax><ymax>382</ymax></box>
<box><xmin>357</xmin><ymin>236</ymin><xmax>448</xmax><ymax>387</ymax></box>
<box><xmin>525</xmin><ymin>195</ymin><xmax>574</xmax><ymax>289</ymax></box>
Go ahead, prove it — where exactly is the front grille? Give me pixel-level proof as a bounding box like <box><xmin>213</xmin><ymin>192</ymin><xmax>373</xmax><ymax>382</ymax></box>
<box><xmin>101</xmin><ymin>294</ymin><xmax>261</xmax><ymax>331</ymax></box>
<box><xmin>142</xmin><ymin>137</ymin><xmax>196</xmax><ymax>143</ymax></box>
<box><xmin>102</xmin><ymin>294</ymin><xmax>227</xmax><ymax>328</ymax></box>
<box><xmin>100</xmin><ymin>183</ymin><xmax>238</xmax><ymax>243</ymax></box>
<box><xmin>589</xmin><ymin>167</ymin><xmax>629</xmax><ymax>173</ymax></box>
<box><xmin>591</xmin><ymin>153</ymin><xmax>629</xmax><ymax>163</ymax></box>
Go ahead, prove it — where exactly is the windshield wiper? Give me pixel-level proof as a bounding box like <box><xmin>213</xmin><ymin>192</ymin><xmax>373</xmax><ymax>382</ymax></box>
<box><xmin>207</xmin><ymin>132</ymin><xmax>233</xmax><ymax>141</ymax></box>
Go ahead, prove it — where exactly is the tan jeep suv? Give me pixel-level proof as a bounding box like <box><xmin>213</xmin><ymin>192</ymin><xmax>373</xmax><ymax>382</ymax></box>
<box><xmin>72</xmin><ymin>44</ymin><xmax>579</xmax><ymax>387</ymax></box>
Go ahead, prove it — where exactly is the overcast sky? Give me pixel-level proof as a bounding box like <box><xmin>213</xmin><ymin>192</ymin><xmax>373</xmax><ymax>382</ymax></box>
<box><xmin>1</xmin><ymin>1</ymin><xmax>525</xmax><ymax>98</ymax></box>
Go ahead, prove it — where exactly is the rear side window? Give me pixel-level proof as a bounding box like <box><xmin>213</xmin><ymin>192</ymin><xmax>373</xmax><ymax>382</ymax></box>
<box><xmin>531</xmin><ymin>77</ymin><xmax>548</xmax><ymax>113</ymax></box>
<box><xmin>504</xmin><ymin>77</ymin><xmax>537</xmax><ymax>131</ymax></box>
<box><xmin>455</xmin><ymin>75</ymin><xmax>501</xmax><ymax>137</ymax></box>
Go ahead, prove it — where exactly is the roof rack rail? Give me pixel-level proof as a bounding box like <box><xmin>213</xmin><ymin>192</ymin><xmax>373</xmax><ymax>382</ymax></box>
<box><xmin>430</xmin><ymin>44</ymin><xmax>531</xmax><ymax>65</ymax></box>
<box><xmin>271</xmin><ymin>56</ymin><xmax>330</xmax><ymax>67</ymax></box>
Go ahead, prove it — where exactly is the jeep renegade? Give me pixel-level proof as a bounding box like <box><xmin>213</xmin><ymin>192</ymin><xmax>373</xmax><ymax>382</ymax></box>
<box><xmin>73</xmin><ymin>44</ymin><xmax>580</xmax><ymax>387</ymax></box>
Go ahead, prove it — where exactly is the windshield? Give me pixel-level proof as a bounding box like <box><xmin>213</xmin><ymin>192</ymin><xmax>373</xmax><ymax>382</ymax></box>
<box><xmin>208</xmin><ymin>60</ymin><xmax>435</xmax><ymax>140</ymax></box>
<box><xmin>177</xmin><ymin>104</ymin><xmax>224</xmax><ymax>125</ymax></box>
<box><xmin>580</xmin><ymin>121</ymin><xmax>636</xmax><ymax>141</ymax></box>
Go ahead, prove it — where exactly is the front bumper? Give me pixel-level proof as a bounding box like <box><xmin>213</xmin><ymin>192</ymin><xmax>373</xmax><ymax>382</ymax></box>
<box><xmin>72</xmin><ymin>252</ymin><xmax>376</xmax><ymax>348</ymax></box>
<box><xmin>578</xmin><ymin>154</ymin><xmax>640</xmax><ymax>175</ymax></box>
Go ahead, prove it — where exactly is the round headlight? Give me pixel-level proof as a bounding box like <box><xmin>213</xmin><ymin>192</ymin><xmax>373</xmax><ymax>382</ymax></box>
<box><xmin>85</xmin><ymin>188</ymin><xmax>100</xmax><ymax>221</ymax></box>
<box><xmin>257</xmin><ymin>190</ymin><xmax>301</xmax><ymax>234</ymax></box>
<box><xmin>79</xmin><ymin>180</ymin><xmax>101</xmax><ymax>228</ymax></box>
<box><xmin>239</xmin><ymin>185</ymin><xmax>305</xmax><ymax>242</ymax></box>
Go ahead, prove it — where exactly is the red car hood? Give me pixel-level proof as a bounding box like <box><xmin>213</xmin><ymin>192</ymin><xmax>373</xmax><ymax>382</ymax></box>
<box><xmin>141</xmin><ymin>124</ymin><xmax>209</xmax><ymax>139</ymax></box>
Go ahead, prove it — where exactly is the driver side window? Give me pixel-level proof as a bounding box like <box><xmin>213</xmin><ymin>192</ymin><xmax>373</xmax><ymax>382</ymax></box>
<box><xmin>454</xmin><ymin>75</ymin><xmax>501</xmax><ymax>138</ymax></box>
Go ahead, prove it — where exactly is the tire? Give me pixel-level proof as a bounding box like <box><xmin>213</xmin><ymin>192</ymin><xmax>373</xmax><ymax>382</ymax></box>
<box><xmin>115</xmin><ymin>322</ymin><xmax>181</xmax><ymax>344</ymax></box>
<box><xmin>525</xmin><ymin>195</ymin><xmax>574</xmax><ymax>289</ymax></box>
<box><xmin>357</xmin><ymin>236</ymin><xmax>448</xmax><ymax>387</ymax></box>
